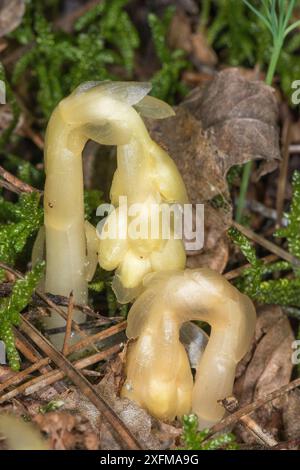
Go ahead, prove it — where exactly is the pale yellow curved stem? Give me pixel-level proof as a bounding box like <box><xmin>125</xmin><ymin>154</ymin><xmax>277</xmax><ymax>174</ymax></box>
<box><xmin>0</xmin><ymin>414</ymin><xmax>49</xmax><ymax>450</ymax></box>
<box><xmin>122</xmin><ymin>268</ymin><xmax>256</xmax><ymax>428</ymax></box>
<box><xmin>41</xmin><ymin>81</ymin><xmax>188</xmax><ymax>340</ymax></box>
<box><xmin>42</xmin><ymin>82</ymin><xmax>152</xmax><ymax>343</ymax></box>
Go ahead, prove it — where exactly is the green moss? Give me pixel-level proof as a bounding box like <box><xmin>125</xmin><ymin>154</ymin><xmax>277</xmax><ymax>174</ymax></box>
<box><xmin>0</xmin><ymin>192</ymin><xmax>43</xmax><ymax>281</ymax></box>
<box><xmin>228</xmin><ymin>226</ymin><xmax>261</xmax><ymax>267</ymax></box>
<box><xmin>203</xmin><ymin>0</ymin><xmax>300</xmax><ymax>102</ymax></box>
<box><xmin>206</xmin><ymin>0</ymin><xmax>256</xmax><ymax>66</ymax></box>
<box><xmin>39</xmin><ymin>399</ymin><xmax>64</xmax><ymax>414</ymax></box>
<box><xmin>0</xmin><ymin>262</ymin><xmax>45</xmax><ymax>370</ymax></box>
<box><xmin>181</xmin><ymin>414</ymin><xmax>238</xmax><ymax>450</ymax></box>
<box><xmin>228</xmin><ymin>171</ymin><xmax>300</xmax><ymax>307</ymax></box>
<box><xmin>3</xmin><ymin>154</ymin><xmax>44</xmax><ymax>188</ymax></box>
<box><xmin>228</xmin><ymin>226</ymin><xmax>300</xmax><ymax>306</ymax></box>
<box><xmin>84</xmin><ymin>189</ymin><xmax>104</xmax><ymax>225</ymax></box>
<box><xmin>148</xmin><ymin>7</ymin><xmax>188</xmax><ymax>102</ymax></box>
<box><xmin>12</xmin><ymin>0</ymin><xmax>140</xmax><ymax>119</ymax></box>
<box><xmin>275</xmin><ymin>171</ymin><xmax>300</xmax><ymax>276</ymax></box>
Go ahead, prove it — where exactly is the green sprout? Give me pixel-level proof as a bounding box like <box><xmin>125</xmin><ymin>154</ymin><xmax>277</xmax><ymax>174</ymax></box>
<box><xmin>236</xmin><ymin>0</ymin><xmax>300</xmax><ymax>222</ymax></box>
<box><xmin>39</xmin><ymin>399</ymin><xmax>64</xmax><ymax>414</ymax></box>
<box><xmin>181</xmin><ymin>414</ymin><xmax>238</xmax><ymax>450</ymax></box>
<box><xmin>243</xmin><ymin>0</ymin><xmax>300</xmax><ymax>85</ymax></box>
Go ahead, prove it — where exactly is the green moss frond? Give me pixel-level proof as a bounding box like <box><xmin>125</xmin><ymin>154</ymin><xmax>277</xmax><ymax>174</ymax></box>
<box><xmin>0</xmin><ymin>262</ymin><xmax>45</xmax><ymax>370</ymax></box>
<box><xmin>181</xmin><ymin>414</ymin><xmax>238</xmax><ymax>450</ymax></box>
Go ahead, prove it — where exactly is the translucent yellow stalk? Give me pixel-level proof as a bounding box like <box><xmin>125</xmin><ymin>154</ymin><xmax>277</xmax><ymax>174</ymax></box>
<box><xmin>122</xmin><ymin>268</ymin><xmax>256</xmax><ymax>428</ymax></box>
<box><xmin>44</xmin><ymin>82</ymin><xmax>151</xmax><ymax>304</ymax></box>
<box><xmin>0</xmin><ymin>414</ymin><xmax>48</xmax><ymax>450</ymax></box>
<box><xmin>97</xmin><ymin>92</ymin><xmax>189</xmax><ymax>302</ymax></box>
<box><xmin>36</xmin><ymin>81</ymin><xmax>187</xmax><ymax>342</ymax></box>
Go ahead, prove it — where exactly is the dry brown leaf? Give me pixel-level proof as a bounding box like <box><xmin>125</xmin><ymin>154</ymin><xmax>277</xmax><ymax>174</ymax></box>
<box><xmin>0</xmin><ymin>0</ymin><xmax>25</xmax><ymax>38</ymax></box>
<box><xmin>185</xmin><ymin>202</ymin><xmax>230</xmax><ymax>271</ymax></box>
<box><xmin>148</xmin><ymin>107</ymin><xmax>222</xmax><ymax>202</ymax></box>
<box><xmin>148</xmin><ymin>105</ymin><xmax>229</xmax><ymax>272</ymax></box>
<box><xmin>186</xmin><ymin>233</ymin><xmax>228</xmax><ymax>272</ymax></box>
<box><xmin>33</xmin><ymin>411</ymin><xmax>100</xmax><ymax>450</ymax></box>
<box><xmin>97</xmin><ymin>365</ymin><xmax>179</xmax><ymax>450</ymax></box>
<box><xmin>50</xmin><ymin>389</ymin><xmax>101</xmax><ymax>431</ymax></box>
<box><xmin>61</xmin><ymin>355</ymin><xmax>180</xmax><ymax>450</ymax></box>
<box><xmin>234</xmin><ymin>305</ymin><xmax>294</xmax><ymax>443</ymax></box>
<box><xmin>182</xmin><ymin>68</ymin><xmax>281</xmax><ymax>178</ymax></box>
<box><xmin>226</xmin><ymin>66</ymin><xmax>265</xmax><ymax>82</ymax></box>
<box><xmin>0</xmin><ymin>365</ymin><xmax>17</xmax><ymax>384</ymax></box>
<box><xmin>148</xmin><ymin>68</ymin><xmax>280</xmax><ymax>271</ymax></box>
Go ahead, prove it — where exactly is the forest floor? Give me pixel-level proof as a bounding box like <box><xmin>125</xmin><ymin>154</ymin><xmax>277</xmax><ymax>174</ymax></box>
<box><xmin>0</xmin><ymin>0</ymin><xmax>300</xmax><ymax>450</ymax></box>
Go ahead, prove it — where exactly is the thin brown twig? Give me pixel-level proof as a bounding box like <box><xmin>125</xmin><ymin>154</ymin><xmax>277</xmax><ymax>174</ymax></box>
<box><xmin>0</xmin><ymin>165</ymin><xmax>40</xmax><ymax>194</ymax></box>
<box><xmin>246</xmin><ymin>200</ymin><xmax>278</xmax><ymax>221</ymax></box>
<box><xmin>240</xmin><ymin>415</ymin><xmax>278</xmax><ymax>447</ymax></box>
<box><xmin>81</xmin><ymin>369</ymin><xmax>102</xmax><ymax>377</ymax></box>
<box><xmin>224</xmin><ymin>254</ymin><xmax>278</xmax><ymax>281</ymax></box>
<box><xmin>0</xmin><ymin>178</ymin><xmax>23</xmax><ymax>195</ymax></box>
<box><xmin>0</xmin><ymin>285</ymin><xmax>108</xmax><ymax>321</ymax></box>
<box><xmin>36</xmin><ymin>288</ymin><xmax>99</xmax><ymax>353</ymax></box>
<box><xmin>0</xmin><ymin>344</ymin><xmax>120</xmax><ymax>402</ymax></box>
<box><xmin>42</xmin><ymin>293</ymin><xmax>108</xmax><ymax>320</ymax></box>
<box><xmin>204</xmin><ymin>377</ymin><xmax>300</xmax><ymax>442</ymax></box>
<box><xmin>221</xmin><ymin>397</ymin><xmax>278</xmax><ymax>447</ymax></box>
<box><xmin>27</xmin><ymin>345</ymin><xmax>120</xmax><ymax>395</ymax></box>
<box><xmin>14</xmin><ymin>329</ymin><xmax>55</xmax><ymax>376</ymax></box>
<box><xmin>67</xmin><ymin>320</ymin><xmax>127</xmax><ymax>355</ymax></box>
<box><xmin>18</xmin><ymin>318</ymin><xmax>141</xmax><ymax>450</ymax></box>
<box><xmin>21</xmin><ymin>122</ymin><xmax>44</xmax><ymax>150</ymax></box>
<box><xmin>14</xmin><ymin>329</ymin><xmax>65</xmax><ymax>393</ymax></box>
<box><xmin>15</xmin><ymin>329</ymin><xmax>65</xmax><ymax>397</ymax></box>
<box><xmin>0</xmin><ymin>261</ymin><xmax>99</xmax><ymax>353</ymax></box>
<box><xmin>0</xmin><ymin>357</ymin><xmax>50</xmax><ymax>393</ymax></box>
<box><xmin>42</xmin><ymin>319</ymin><xmax>120</xmax><ymax>336</ymax></box>
<box><xmin>3</xmin><ymin>261</ymin><xmax>124</xmax><ymax>397</ymax></box>
<box><xmin>14</xmin><ymin>333</ymin><xmax>40</xmax><ymax>364</ymax></box>
<box><xmin>62</xmin><ymin>291</ymin><xmax>74</xmax><ymax>356</ymax></box>
<box><xmin>233</xmin><ymin>221</ymin><xmax>300</xmax><ymax>267</ymax></box>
